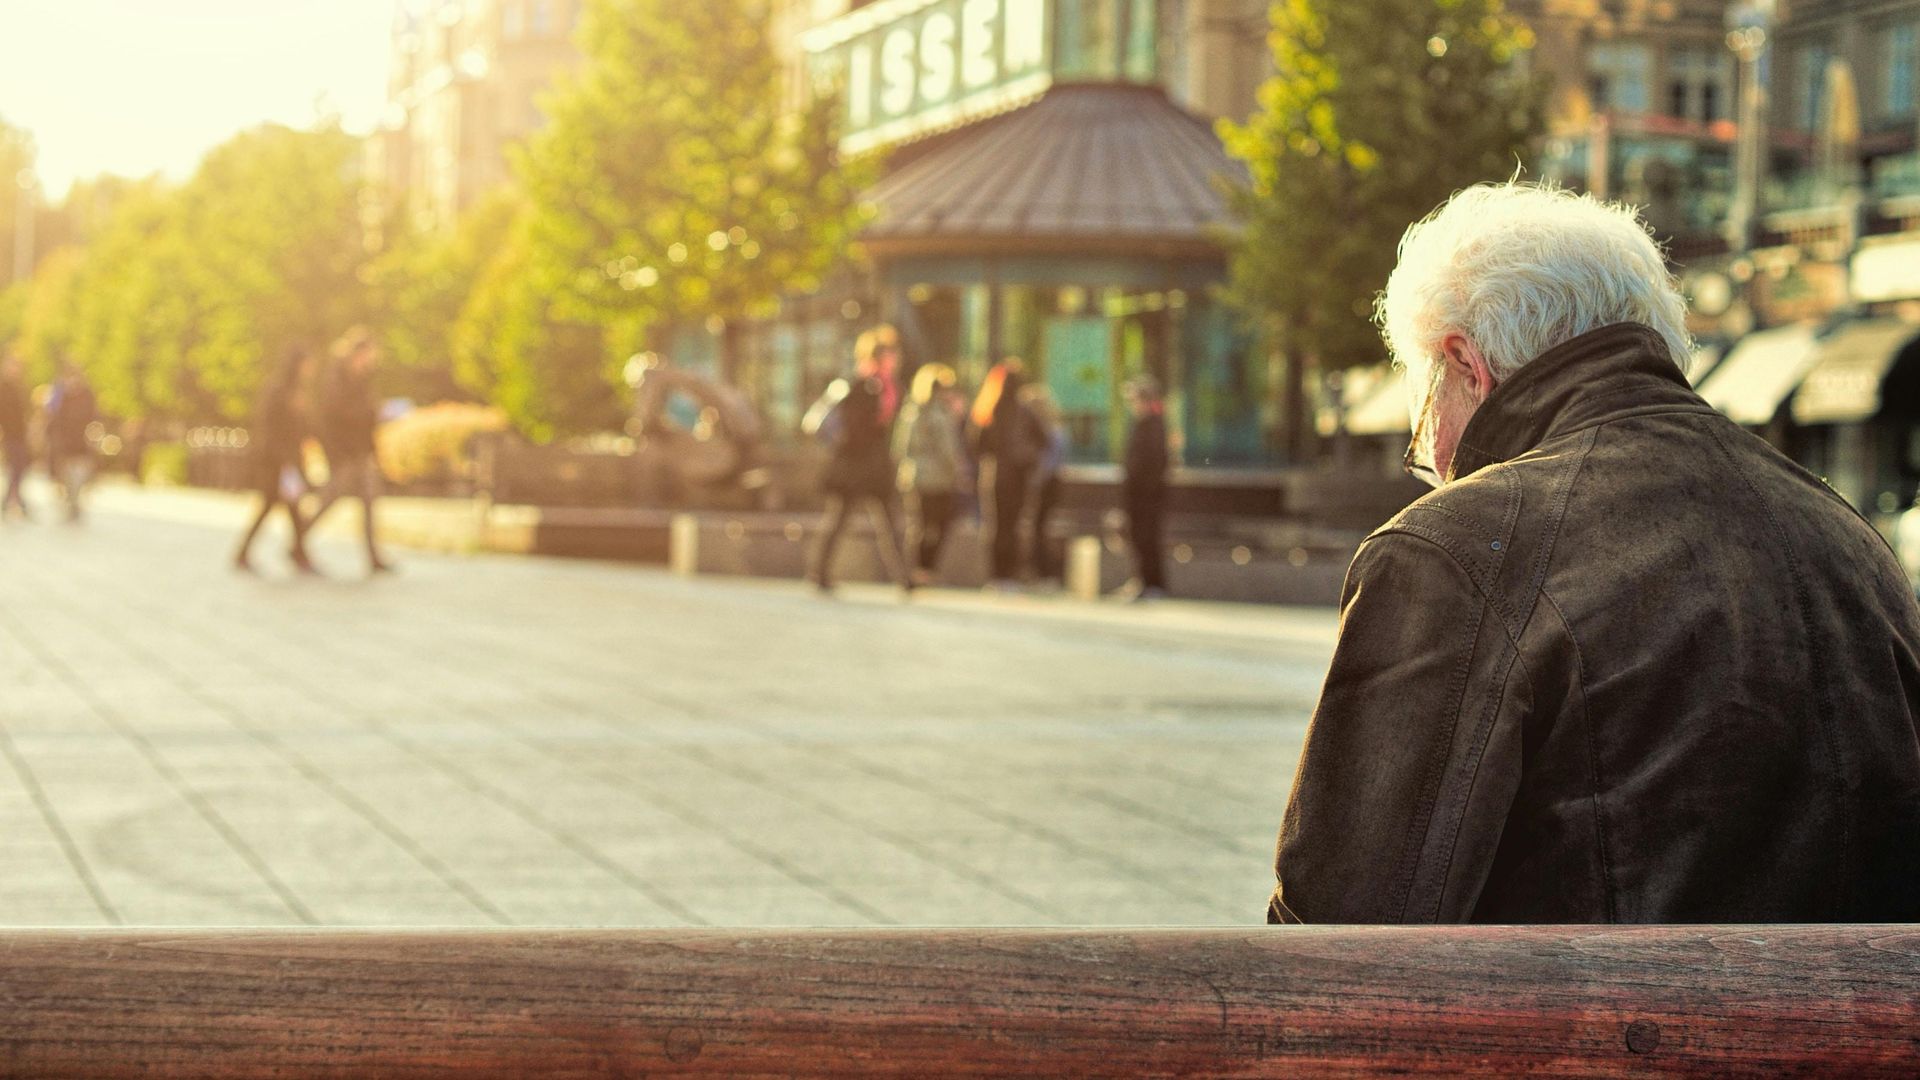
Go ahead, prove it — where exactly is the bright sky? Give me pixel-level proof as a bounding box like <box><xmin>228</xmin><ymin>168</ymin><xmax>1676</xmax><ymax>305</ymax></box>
<box><xmin>0</xmin><ymin>0</ymin><xmax>395</xmax><ymax>199</ymax></box>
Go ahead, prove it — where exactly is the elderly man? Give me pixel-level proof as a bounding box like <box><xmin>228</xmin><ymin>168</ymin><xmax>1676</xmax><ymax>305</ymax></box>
<box><xmin>1271</xmin><ymin>183</ymin><xmax>1920</xmax><ymax>924</ymax></box>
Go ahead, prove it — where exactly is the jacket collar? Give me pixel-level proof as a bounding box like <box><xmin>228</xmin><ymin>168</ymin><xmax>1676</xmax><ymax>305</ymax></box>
<box><xmin>1447</xmin><ymin>322</ymin><xmax>1710</xmax><ymax>482</ymax></box>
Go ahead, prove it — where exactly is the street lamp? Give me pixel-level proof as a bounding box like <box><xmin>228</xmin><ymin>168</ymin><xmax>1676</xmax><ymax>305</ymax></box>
<box><xmin>1724</xmin><ymin>0</ymin><xmax>1777</xmax><ymax>255</ymax></box>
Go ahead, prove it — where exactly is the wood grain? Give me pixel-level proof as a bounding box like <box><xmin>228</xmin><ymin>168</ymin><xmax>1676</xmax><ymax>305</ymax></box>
<box><xmin>0</xmin><ymin>926</ymin><xmax>1914</xmax><ymax>1077</ymax></box>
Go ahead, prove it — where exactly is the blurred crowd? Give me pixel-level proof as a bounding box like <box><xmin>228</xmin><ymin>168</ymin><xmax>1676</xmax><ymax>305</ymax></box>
<box><xmin>803</xmin><ymin>325</ymin><xmax>1169</xmax><ymax>600</ymax></box>
<box><xmin>0</xmin><ymin>355</ymin><xmax>101</xmax><ymax>525</ymax></box>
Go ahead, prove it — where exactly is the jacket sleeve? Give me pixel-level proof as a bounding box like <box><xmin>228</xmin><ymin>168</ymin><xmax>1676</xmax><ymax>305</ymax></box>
<box><xmin>1269</xmin><ymin>529</ymin><xmax>1524</xmax><ymax>924</ymax></box>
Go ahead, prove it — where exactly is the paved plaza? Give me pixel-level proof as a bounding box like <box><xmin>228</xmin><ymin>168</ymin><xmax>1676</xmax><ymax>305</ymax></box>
<box><xmin>0</xmin><ymin>484</ymin><xmax>1338</xmax><ymax>927</ymax></box>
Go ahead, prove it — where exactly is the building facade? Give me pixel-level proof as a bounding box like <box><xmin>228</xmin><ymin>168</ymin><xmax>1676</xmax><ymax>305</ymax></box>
<box><xmin>373</xmin><ymin>0</ymin><xmax>583</xmax><ymax>233</ymax></box>
<box><xmin>713</xmin><ymin>0</ymin><xmax>1275</xmax><ymax>472</ymax></box>
<box><xmin>1514</xmin><ymin>1</ymin><xmax>1745</xmax><ymax>250</ymax></box>
<box><xmin>1332</xmin><ymin>1</ymin><xmax>1920</xmax><ymax>526</ymax></box>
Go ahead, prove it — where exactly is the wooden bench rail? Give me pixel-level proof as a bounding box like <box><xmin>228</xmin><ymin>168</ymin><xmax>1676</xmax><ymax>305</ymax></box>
<box><xmin>0</xmin><ymin>926</ymin><xmax>1914</xmax><ymax>1077</ymax></box>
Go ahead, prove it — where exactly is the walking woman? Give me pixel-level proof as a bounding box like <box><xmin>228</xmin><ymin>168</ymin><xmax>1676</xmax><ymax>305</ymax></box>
<box><xmin>804</xmin><ymin>326</ymin><xmax>911</xmax><ymax>594</ymax></box>
<box><xmin>970</xmin><ymin>359</ymin><xmax>1045</xmax><ymax>589</ymax></box>
<box><xmin>1022</xmin><ymin>383</ymin><xmax>1068</xmax><ymax>586</ymax></box>
<box><xmin>894</xmin><ymin>363</ymin><xmax>967</xmax><ymax>588</ymax></box>
<box><xmin>234</xmin><ymin>348</ymin><xmax>319</xmax><ymax>574</ymax></box>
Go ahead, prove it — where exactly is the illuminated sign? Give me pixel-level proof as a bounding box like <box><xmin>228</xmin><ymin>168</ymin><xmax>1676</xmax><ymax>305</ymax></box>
<box><xmin>803</xmin><ymin>0</ymin><xmax>1051</xmax><ymax>153</ymax></box>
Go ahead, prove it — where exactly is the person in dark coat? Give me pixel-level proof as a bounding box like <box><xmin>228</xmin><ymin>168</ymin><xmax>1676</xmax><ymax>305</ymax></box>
<box><xmin>306</xmin><ymin>328</ymin><xmax>393</xmax><ymax>573</ymax></box>
<box><xmin>1272</xmin><ymin>182</ymin><xmax>1920</xmax><ymax>925</ymax></box>
<box><xmin>894</xmin><ymin>362</ymin><xmax>967</xmax><ymax>587</ymax></box>
<box><xmin>43</xmin><ymin>364</ymin><xmax>96</xmax><ymax>523</ymax></box>
<box><xmin>0</xmin><ymin>354</ymin><xmax>32</xmax><ymax>520</ymax></box>
<box><xmin>233</xmin><ymin>348</ymin><xmax>319</xmax><ymax>574</ymax></box>
<box><xmin>1023</xmin><ymin>384</ymin><xmax>1068</xmax><ymax>586</ymax></box>
<box><xmin>805</xmin><ymin>326</ymin><xmax>910</xmax><ymax>593</ymax></box>
<box><xmin>1119</xmin><ymin>376</ymin><xmax>1170</xmax><ymax>600</ymax></box>
<box><xmin>970</xmin><ymin>359</ymin><xmax>1045</xmax><ymax>590</ymax></box>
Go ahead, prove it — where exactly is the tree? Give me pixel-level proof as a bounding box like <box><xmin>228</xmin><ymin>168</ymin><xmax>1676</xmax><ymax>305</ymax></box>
<box><xmin>0</xmin><ymin>116</ymin><xmax>33</xmax><ymax>289</ymax></box>
<box><xmin>1220</xmin><ymin>0</ymin><xmax>1543</xmax><ymax>459</ymax></box>
<box><xmin>174</xmin><ymin>123</ymin><xmax>372</xmax><ymax>417</ymax></box>
<box><xmin>517</xmin><ymin>0</ymin><xmax>866</xmax><ymax>383</ymax></box>
<box><xmin>9</xmin><ymin>245</ymin><xmax>83</xmax><ymax>380</ymax></box>
<box><xmin>12</xmin><ymin>123</ymin><xmax>372</xmax><ymax>424</ymax></box>
<box><xmin>368</xmin><ymin>188</ymin><xmax>523</xmax><ymax>403</ymax></box>
<box><xmin>450</xmin><ymin>208</ymin><xmax>640</xmax><ymax>440</ymax></box>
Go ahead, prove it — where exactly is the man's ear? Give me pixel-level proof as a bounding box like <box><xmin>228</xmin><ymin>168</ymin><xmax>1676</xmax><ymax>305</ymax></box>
<box><xmin>1439</xmin><ymin>333</ymin><xmax>1497</xmax><ymax>402</ymax></box>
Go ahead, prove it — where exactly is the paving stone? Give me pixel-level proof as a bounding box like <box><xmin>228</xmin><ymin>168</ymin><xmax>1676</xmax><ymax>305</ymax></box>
<box><xmin>0</xmin><ymin>482</ymin><xmax>1337</xmax><ymax>927</ymax></box>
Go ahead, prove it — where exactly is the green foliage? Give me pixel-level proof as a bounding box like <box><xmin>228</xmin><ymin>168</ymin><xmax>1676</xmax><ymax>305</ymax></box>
<box><xmin>6</xmin><ymin>124</ymin><xmax>370</xmax><ymax>423</ymax></box>
<box><xmin>518</xmin><ymin>0</ymin><xmax>867</xmax><ymax>370</ymax></box>
<box><xmin>449</xmin><ymin>210</ymin><xmax>639</xmax><ymax>440</ymax></box>
<box><xmin>1220</xmin><ymin>0</ymin><xmax>1544</xmax><ymax>372</ymax></box>
<box><xmin>375</xmin><ymin>401</ymin><xmax>511</xmax><ymax>488</ymax></box>
<box><xmin>10</xmin><ymin>245</ymin><xmax>84</xmax><ymax>382</ymax></box>
<box><xmin>0</xmin><ymin>115</ymin><xmax>32</xmax><ymax>289</ymax></box>
<box><xmin>367</xmin><ymin>189</ymin><xmax>522</xmax><ymax>403</ymax></box>
<box><xmin>140</xmin><ymin>440</ymin><xmax>190</xmax><ymax>486</ymax></box>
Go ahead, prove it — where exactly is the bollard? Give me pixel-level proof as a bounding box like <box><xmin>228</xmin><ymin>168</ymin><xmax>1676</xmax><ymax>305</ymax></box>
<box><xmin>1067</xmin><ymin>535</ymin><xmax>1103</xmax><ymax>601</ymax></box>
<box><xmin>669</xmin><ymin>513</ymin><xmax>700</xmax><ymax>577</ymax></box>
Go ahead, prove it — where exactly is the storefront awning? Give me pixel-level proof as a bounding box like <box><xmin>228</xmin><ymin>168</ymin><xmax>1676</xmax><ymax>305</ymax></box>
<box><xmin>1685</xmin><ymin>343</ymin><xmax>1725</xmax><ymax>386</ymax></box>
<box><xmin>1790</xmin><ymin>318</ymin><xmax>1920</xmax><ymax>425</ymax></box>
<box><xmin>1696</xmin><ymin>322</ymin><xmax>1821</xmax><ymax>426</ymax></box>
<box><xmin>859</xmin><ymin>84</ymin><xmax>1247</xmax><ymax>260</ymax></box>
<box><xmin>1340</xmin><ymin>366</ymin><xmax>1412</xmax><ymax>436</ymax></box>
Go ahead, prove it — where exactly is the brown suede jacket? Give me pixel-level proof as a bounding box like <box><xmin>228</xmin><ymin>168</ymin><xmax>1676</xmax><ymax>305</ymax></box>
<box><xmin>1271</xmin><ymin>322</ymin><xmax>1920</xmax><ymax>923</ymax></box>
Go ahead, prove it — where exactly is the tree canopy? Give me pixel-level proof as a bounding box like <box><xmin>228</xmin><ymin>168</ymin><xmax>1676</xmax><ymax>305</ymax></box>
<box><xmin>449</xmin><ymin>205</ymin><xmax>640</xmax><ymax>441</ymax></box>
<box><xmin>1</xmin><ymin>0</ymin><xmax>866</xmax><ymax>442</ymax></box>
<box><xmin>0</xmin><ymin>115</ymin><xmax>32</xmax><ymax>288</ymax></box>
<box><xmin>517</xmin><ymin>0</ymin><xmax>865</xmax><ymax>378</ymax></box>
<box><xmin>1220</xmin><ymin>0</ymin><xmax>1544</xmax><ymax>449</ymax></box>
<box><xmin>4</xmin><ymin>123</ymin><xmax>370</xmax><ymax>422</ymax></box>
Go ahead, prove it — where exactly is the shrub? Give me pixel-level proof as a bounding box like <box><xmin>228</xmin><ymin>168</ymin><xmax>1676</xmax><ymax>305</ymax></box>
<box><xmin>141</xmin><ymin>441</ymin><xmax>190</xmax><ymax>487</ymax></box>
<box><xmin>376</xmin><ymin>402</ymin><xmax>511</xmax><ymax>490</ymax></box>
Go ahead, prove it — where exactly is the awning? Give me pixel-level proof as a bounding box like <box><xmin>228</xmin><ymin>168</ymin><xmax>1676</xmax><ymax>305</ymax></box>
<box><xmin>1790</xmin><ymin>318</ymin><xmax>1920</xmax><ymax>425</ymax></box>
<box><xmin>859</xmin><ymin>84</ymin><xmax>1247</xmax><ymax>259</ymax></box>
<box><xmin>1696</xmin><ymin>323</ymin><xmax>1821</xmax><ymax>426</ymax></box>
<box><xmin>1341</xmin><ymin>366</ymin><xmax>1413</xmax><ymax>436</ymax></box>
<box><xmin>1685</xmin><ymin>342</ymin><xmax>1725</xmax><ymax>386</ymax></box>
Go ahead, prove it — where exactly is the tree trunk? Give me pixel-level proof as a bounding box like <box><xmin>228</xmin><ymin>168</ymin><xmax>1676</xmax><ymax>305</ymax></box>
<box><xmin>717</xmin><ymin>318</ymin><xmax>744</xmax><ymax>387</ymax></box>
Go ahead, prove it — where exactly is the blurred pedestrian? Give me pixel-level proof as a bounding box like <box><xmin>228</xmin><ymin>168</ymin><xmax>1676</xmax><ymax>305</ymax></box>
<box><xmin>43</xmin><ymin>364</ymin><xmax>96</xmax><ymax>524</ymax></box>
<box><xmin>804</xmin><ymin>325</ymin><xmax>910</xmax><ymax>594</ymax></box>
<box><xmin>233</xmin><ymin>348</ymin><xmax>319</xmax><ymax>575</ymax></box>
<box><xmin>307</xmin><ymin>328</ymin><xmax>393</xmax><ymax>574</ymax></box>
<box><xmin>970</xmin><ymin>359</ymin><xmax>1045</xmax><ymax>589</ymax></box>
<box><xmin>894</xmin><ymin>362</ymin><xmax>966</xmax><ymax>588</ymax></box>
<box><xmin>1022</xmin><ymin>383</ymin><xmax>1068</xmax><ymax>586</ymax></box>
<box><xmin>0</xmin><ymin>354</ymin><xmax>32</xmax><ymax>521</ymax></box>
<box><xmin>1117</xmin><ymin>376</ymin><xmax>1169</xmax><ymax>600</ymax></box>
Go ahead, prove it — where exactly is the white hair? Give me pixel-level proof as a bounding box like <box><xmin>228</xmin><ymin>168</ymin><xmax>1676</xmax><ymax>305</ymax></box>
<box><xmin>1377</xmin><ymin>183</ymin><xmax>1693</xmax><ymax>387</ymax></box>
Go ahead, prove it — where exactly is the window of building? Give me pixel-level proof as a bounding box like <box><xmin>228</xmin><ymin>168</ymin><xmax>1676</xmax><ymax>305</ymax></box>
<box><xmin>1888</xmin><ymin>23</ymin><xmax>1918</xmax><ymax>121</ymax></box>
<box><xmin>1666</xmin><ymin>45</ymin><xmax>1731</xmax><ymax>124</ymax></box>
<box><xmin>1123</xmin><ymin>0</ymin><xmax>1157</xmax><ymax>81</ymax></box>
<box><xmin>1157</xmin><ymin>0</ymin><xmax>1188</xmax><ymax>104</ymax></box>
<box><xmin>1055</xmin><ymin>0</ymin><xmax>1121</xmax><ymax>80</ymax></box>
<box><xmin>530</xmin><ymin>0</ymin><xmax>554</xmax><ymax>36</ymax></box>
<box><xmin>1588</xmin><ymin>42</ymin><xmax>1651</xmax><ymax>114</ymax></box>
<box><xmin>1794</xmin><ymin>40</ymin><xmax>1834</xmax><ymax>132</ymax></box>
<box><xmin>502</xmin><ymin>0</ymin><xmax>524</xmax><ymax>39</ymax></box>
<box><xmin>1054</xmin><ymin>0</ymin><xmax>1161</xmax><ymax>84</ymax></box>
